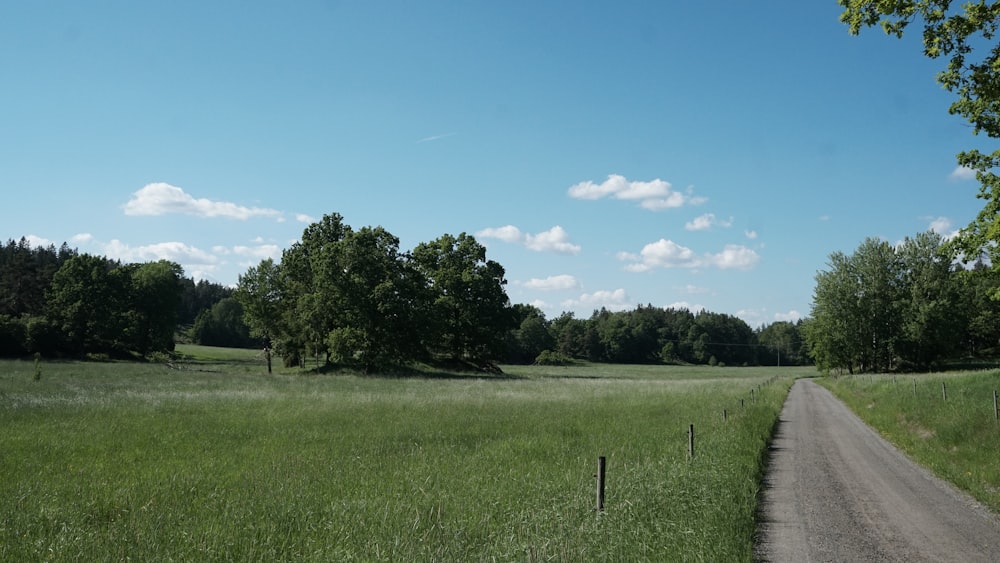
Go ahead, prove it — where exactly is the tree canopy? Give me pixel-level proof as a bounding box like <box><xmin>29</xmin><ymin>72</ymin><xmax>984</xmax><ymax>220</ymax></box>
<box><xmin>840</xmin><ymin>0</ymin><xmax>1000</xmax><ymax>270</ymax></box>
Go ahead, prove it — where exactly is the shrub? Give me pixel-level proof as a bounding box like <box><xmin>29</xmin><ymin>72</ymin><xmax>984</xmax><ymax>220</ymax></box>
<box><xmin>534</xmin><ymin>349</ymin><xmax>574</xmax><ymax>366</ymax></box>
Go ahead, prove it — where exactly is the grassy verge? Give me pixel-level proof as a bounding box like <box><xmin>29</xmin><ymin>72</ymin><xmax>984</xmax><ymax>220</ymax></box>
<box><xmin>820</xmin><ymin>371</ymin><xmax>1000</xmax><ymax>513</ymax></box>
<box><xmin>0</xmin><ymin>351</ymin><xmax>803</xmax><ymax>561</ymax></box>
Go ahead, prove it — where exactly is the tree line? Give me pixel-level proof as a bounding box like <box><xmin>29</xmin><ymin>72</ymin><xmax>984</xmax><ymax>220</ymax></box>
<box><xmin>0</xmin><ymin>223</ymin><xmax>813</xmax><ymax>370</ymax></box>
<box><xmin>0</xmin><ymin>237</ymin><xmax>240</xmax><ymax>358</ymax></box>
<box><xmin>505</xmin><ymin>304</ymin><xmax>809</xmax><ymax>367</ymax></box>
<box><xmin>805</xmin><ymin>231</ymin><xmax>1000</xmax><ymax>373</ymax></box>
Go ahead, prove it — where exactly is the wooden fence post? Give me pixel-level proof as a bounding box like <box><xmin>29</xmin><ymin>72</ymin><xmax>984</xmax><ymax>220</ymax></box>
<box><xmin>595</xmin><ymin>457</ymin><xmax>606</xmax><ymax>512</ymax></box>
<box><xmin>723</xmin><ymin>408</ymin><xmax>727</xmax><ymax>422</ymax></box>
<box><xmin>913</xmin><ymin>379</ymin><xmax>917</xmax><ymax>397</ymax></box>
<box><xmin>942</xmin><ymin>382</ymin><xmax>947</xmax><ymax>401</ymax></box>
<box><xmin>688</xmin><ymin>424</ymin><xmax>695</xmax><ymax>460</ymax></box>
<box><xmin>994</xmin><ymin>390</ymin><xmax>998</xmax><ymax>422</ymax></box>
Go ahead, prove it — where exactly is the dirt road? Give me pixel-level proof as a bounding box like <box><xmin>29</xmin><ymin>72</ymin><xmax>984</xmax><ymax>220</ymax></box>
<box><xmin>755</xmin><ymin>379</ymin><xmax>1000</xmax><ymax>562</ymax></box>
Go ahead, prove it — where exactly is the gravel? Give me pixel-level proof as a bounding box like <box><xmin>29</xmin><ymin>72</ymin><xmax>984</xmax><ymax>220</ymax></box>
<box><xmin>755</xmin><ymin>379</ymin><xmax>1000</xmax><ymax>562</ymax></box>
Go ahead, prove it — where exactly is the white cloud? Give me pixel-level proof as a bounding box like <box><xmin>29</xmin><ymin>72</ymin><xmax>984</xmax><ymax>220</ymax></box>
<box><xmin>103</xmin><ymin>239</ymin><xmax>219</xmax><ymax>264</ymax></box>
<box><xmin>949</xmin><ymin>165</ymin><xmax>976</xmax><ymax>181</ymax></box>
<box><xmin>707</xmin><ymin>244</ymin><xmax>761</xmax><ymax>270</ymax></box>
<box><xmin>477</xmin><ymin>225</ymin><xmax>581</xmax><ymax>255</ymax></box>
<box><xmin>25</xmin><ymin>235</ymin><xmax>55</xmax><ymax>248</ymax></box>
<box><xmin>72</xmin><ymin>233</ymin><xmax>93</xmax><ymax>244</ymax></box>
<box><xmin>926</xmin><ymin>216</ymin><xmax>960</xmax><ymax>240</ymax></box>
<box><xmin>123</xmin><ymin>182</ymin><xmax>283</xmax><ymax>220</ymax></box>
<box><xmin>477</xmin><ymin>225</ymin><xmax>523</xmax><ymax>243</ymax></box>
<box><xmin>621</xmin><ymin>239</ymin><xmax>700</xmax><ymax>272</ymax></box>
<box><xmin>567</xmin><ymin>174</ymin><xmax>705</xmax><ymax>211</ymax></box>
<box><xmin>619</xmin><ymin>239</ymin><xmax>760</xmax><ymax>271</ymax></box>
<box><xmin>525</xmin><ymin>226</ymin><xmax>581</xmax><ymax>254</ymax></box>
<box><xmin>529</xmin><ymin>299</ymin><xmax>551</xmax><ymax>310</ymax></box>
<box><xmin>231</xmin><ymin>244</ymin><xmax>281</xmax><ymax>259</ymax></box>
<box><xmin>745</xmin><ymin>230</ymin><xmax>758</xmax><ymax>240</ymax></box>
<box><xmin>522</xmin><ymin>274</ymin><xmax>580</xmax><ymax>291</ymax></box>
<box><xmin>774</xmin><ymin>310</ymin><xmax>803</xmax><ymax>322</ymax></box>
<box><xmin>296</xmin><ymin>213</ymin><xmax>316</xmax><ymax>224</ymax></box>
<box><xmin>685</xmin><ymin>213</ymin><xmax>733</xmax><ymax>231</ymax></box>
<box><xmin>562</xmin><ymin>288</ymin><xmax>630</xmax><ymax>312</ymax></box>
<box><xmin>818</xmin><ymin>215</ymin><xmax>831</xmax><ymax>222</ymax></box>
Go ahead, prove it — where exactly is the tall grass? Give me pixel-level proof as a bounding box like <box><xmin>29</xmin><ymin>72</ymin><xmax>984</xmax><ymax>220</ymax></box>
<box><xmin>821</xmin><ymin>371</ymin><xmax>1000</xmax><ymax>513</ymax></box>
<box><xmin>0</xmin><ymin>352</ymin><xmax>800</xmax><ymax>561</ymax></box>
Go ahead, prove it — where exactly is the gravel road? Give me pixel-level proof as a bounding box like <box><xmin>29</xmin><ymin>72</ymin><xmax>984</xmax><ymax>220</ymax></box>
<box><xmin>755</xmin><ymin>378</ymin><xmax>1000</xmax><ymax>562</ymax></box>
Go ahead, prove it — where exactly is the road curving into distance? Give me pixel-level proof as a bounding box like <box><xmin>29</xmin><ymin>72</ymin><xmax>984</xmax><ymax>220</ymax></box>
<box><xmin>755</xmin><ymin>378</ymin><xmax>1000</xmax><ymax>562</ymax></box>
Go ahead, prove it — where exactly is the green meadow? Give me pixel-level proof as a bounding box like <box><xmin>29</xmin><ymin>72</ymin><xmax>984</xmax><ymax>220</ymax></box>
<box><xmin>821</xmin><ymin>371</ymin><xmax>1000</xmax><ymax>513</ymax></box>
<box><xmin>0</xmin><ymin>347</ymin><xmax>803</xmax><ymax>561</ymax></box>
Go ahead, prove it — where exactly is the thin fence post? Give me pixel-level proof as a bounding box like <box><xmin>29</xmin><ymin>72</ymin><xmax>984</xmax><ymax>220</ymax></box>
<box><xmin>741</xmin><ymin>398</ymin><xmax>745</xmax><ymax>409</ymax></box>
<box><xmin>723</xmin><ymin>408</ymin><xmax>727</xmax><ymax>422</ymax></box>
<box><xmin>688</xmin><ymin>424</ymin><xmax>695</xmax><ymax>460</ymax></box>
<box><xmin>913</xmin><ymin>379</ymin><xmax>917</xmax><ymax>397</ymax></box>
<box><xmin>942</xmin><ymin>382</ymin><xmax>947</xmax><ymax>401</ymax></box>
<box><xmin>595</xmin><ymin>457</ymin><xmax>606</xmax><ymax>512</ymax></box>
<box><xmin>994</xmin><ymin>390</ymin><xmax>998</xmax><ymax>422</ymax></box>
<box><xmin>750</xmin><ymin>389</ymin><xmax>755</xmax><ymax>404</ymax></box>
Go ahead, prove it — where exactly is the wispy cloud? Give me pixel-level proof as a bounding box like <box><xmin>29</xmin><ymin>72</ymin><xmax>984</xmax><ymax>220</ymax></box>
<box><xmin>675</xmin><ymin>284</ymin><xmax>710</xmax><ymax>295</ymax></box>
<box><xmin>949</xmin><ymin>165</ymin><xmax>976</xmax><ymax>181</ymax></box>
<box><xmin>123</xmin><ymin>183</ymin><xmax>283</xmax><ymax>220</ymax></box>
<box><xmin>103</xmin><ymin>239</ymin><xmax>219</xmax><ymax>264</ymax></box>
<box><xmin>417</xmin><ymin>132</ymin><xmax>457</xmax><ymax>143</ymax></box>
<box><xmin>561</xmin><ymin>289</ymin><xmax>630</xmax><ymax>312</ymax></box>
<box><xmin>685</xmin><ymin>213</ymin><xmax>733</xmax><ymax>231</ymax></box>
<box><xmin>744</xmin><ymin>230</ymin><xmax>758</xmax><ymax>240</ymax></box>
<box><xmin>295</xmin><ymin>213</ymin><xmax>316</xmax><ymax>224</ymax></box>
<box><xmin>476</xmin><ymin>225</ymin><xmax>582</xmax><ymax>255</ymax></box>
<box><xmin>619</xmin><ymin>239</ymin><xmax>760</xmax><ymax>272</ymax></box>
<box><xmin>774</xmin><ymin>310</ymin><xmax>803</xmax><ymax>322</ymax></box>
<box><xmin>522</xmin><ymin>274</ymin><xmax>580</xmax><ymax>291</ymax></box>
<box><xmin>567</xmin><ymin>174</ymin><xmax>705</xmax><ymax>211</ymax></box>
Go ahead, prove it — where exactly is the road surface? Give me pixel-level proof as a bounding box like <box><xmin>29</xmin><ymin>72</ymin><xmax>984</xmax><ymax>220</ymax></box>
<box><xmin>755</xmin><ymin>379</ymin><xmax>1000</xmax><ymax>562</ymax></box>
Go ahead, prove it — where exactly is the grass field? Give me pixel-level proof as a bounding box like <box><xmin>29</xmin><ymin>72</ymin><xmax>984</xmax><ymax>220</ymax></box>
<box><xmin>0</xmin><ymin>347</ymin><xmax>804</xmax><ymax>561</ymax></box>
<box><xmin>821</xmin><ymin>371</ymin><xmax>1000</xmax><ymax>513</ymax></box>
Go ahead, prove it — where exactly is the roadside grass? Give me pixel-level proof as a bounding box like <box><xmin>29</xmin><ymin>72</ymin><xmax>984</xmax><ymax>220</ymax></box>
<box><xmin>0</xmin><ymin>353</ymin><xmax>803</xmax><ymax>561</ymax></box>
<box><xmin>820</xmin><ymin>371</ymin><xmax>1000</xmax><ymax>513</ymax></box>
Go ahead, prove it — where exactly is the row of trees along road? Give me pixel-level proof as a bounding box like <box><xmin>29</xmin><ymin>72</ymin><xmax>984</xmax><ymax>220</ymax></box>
<box><xmin>806</xmin><ymin>231</ymin><xmax>1000</xmax><ymax>373</ymax></box>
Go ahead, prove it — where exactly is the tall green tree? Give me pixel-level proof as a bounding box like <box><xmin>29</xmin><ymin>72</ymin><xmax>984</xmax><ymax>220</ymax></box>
<box><xmin>840</xmin><ymin>1</ymin><xmax>1000</xmax><ymax>274</ymax></box>
<box><xmin>280</xmin><ymin>213</ymin><xmax>353</xmax><ymax>364</ymax></box>
<box><xmin>807</xmin><ymin>250</ymin><xmax>866</xmax><ymax>373</ymax></box>
<box><xmin>896</xmin><ymin>231</ymin><xmax>964</xmax><ymax>369</ymax></box>
<box><xmin>46</xmin><ymin>254</ymin><xmax>126</xmax><ymax>357</ymax></box>
<box><xmin>125</xmin><ymin>260</ymin><xmax>184</xmax><ymax>355</ymax></box>
<box><xmin>192</xmin><ymin>297</ymin><xmax>256</xmax><ymax>349</ymax></box>
<box><xmin>327</xmin><ymin>226</ymin><xmax>427</xmax><ymax>373</ymax></box>
<box><xmin>412</xmin><ymin>233</ymin><xmax>513</xmax><ymax>369</ymax></box>
<box><xmin>235</xmin><ymin>258</ymin><xmax>284</xmax><ymax>372</ymax></box>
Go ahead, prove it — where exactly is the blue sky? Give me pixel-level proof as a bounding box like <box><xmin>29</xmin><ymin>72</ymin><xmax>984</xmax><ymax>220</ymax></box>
<box><xmin>1</xmin><ymin>1</ymin><xmax>988</xmax><ymax>326</ymax></box>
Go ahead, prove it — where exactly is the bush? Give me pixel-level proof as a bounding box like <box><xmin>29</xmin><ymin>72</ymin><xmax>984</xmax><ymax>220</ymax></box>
<box><xmin>26</xmin><ymin>316</ymin><xmax>65</xmax><ymax>357</ymax></box>
<box><xmin>534</xmin><ymin>349</ymin><xmax>574</xmax><ymax>366</ymax></box>
<box><xmin>0</xmin><ymin>315</ymin><xmax>27</xmax><ymax>357</ymax></box>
